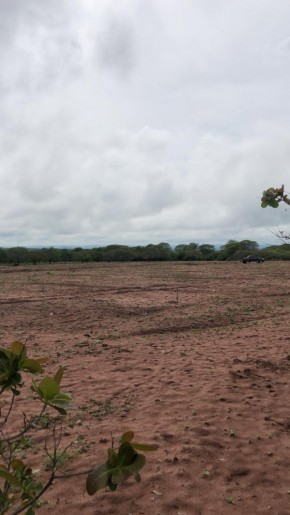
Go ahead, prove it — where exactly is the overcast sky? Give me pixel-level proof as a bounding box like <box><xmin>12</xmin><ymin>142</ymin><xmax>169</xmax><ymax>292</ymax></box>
<box><xmin>1</xmin><ymin>0</ymin><xmax>290</xmax><ymax>248</ymax></box>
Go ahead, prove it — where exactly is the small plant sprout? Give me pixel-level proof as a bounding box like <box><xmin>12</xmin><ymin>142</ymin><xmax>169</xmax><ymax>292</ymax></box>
<box><xmin>226</xmin><ymin>496</ymin><xmax>235</xmax><ymax>504</ymax></box>
<box><xmin>229</xmin><ymin>429</ymin><xmax>237</xmax><ymax>438</ymax></box>
<box><xmin>86</xmin><ymin>431</ymin><xmax>158</xmax><ymax>494</ymax></box>
<box><xmin>201</xmin><ymin>469</ymin><xmax>209</xmax><ymax>478</ymax></box>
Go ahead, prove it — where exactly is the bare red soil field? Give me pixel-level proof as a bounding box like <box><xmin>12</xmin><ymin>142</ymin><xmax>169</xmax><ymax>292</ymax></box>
<box><xmin>1</xmin><ymin>261</ymin><xmax>290</xmax><ymax>515</ymax></box>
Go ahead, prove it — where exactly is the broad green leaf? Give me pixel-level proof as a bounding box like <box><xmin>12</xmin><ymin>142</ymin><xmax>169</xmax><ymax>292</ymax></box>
<box><xmin>121</xmin><ymin>431</ymin><xmax>134</xmax><ymax>443</ymax></box>
<box><xmin>108</xmin><ymin>448</ymin><xmax>118</xmax><ymax>467</ymax></box>
<box><xmin>123</xmin><ymin>454</ymin><xmax>146</xmax><ymax>475</ymax></box>
<box><xmin>0</xmin><ymin>468</ymin><xmax>23</xmax><ymax>488</ymax></box>
<box><xmin>11</xmin><ymin>341</ymin><xmax>26</xmax><ymax>357</ymax></box>
<box><xmin>54</xmin><ymin>367</ymin><xmax>64</xmax><ymax>385</ymax></box>
<box><xmin>50</xmin><ymin>392</ymin><xmax>72</xmax><ymax>404</ymax></box>
<box><xmin>0</xmin><ymin>348</ymin><xmax>11</xmax><ymax>359</ymax></box>
<box><xmin>0</xmin><ymin>371</ymin><xmax>9</xmax><ymax>383</ymax></box>
<box><xmin>117</xmin><ymin>442</ymin><xmax>136</xmax><ymax>466</ymax></box>
<box><xmin>86</xmin><ymin>463</ymin><xmax>111</xmax><ymax>495</ymax></box>
<box><xmin>261</xmin><ymin>201</ymin><xmax>268</xmax><ymax>208</ymax></box>
<box><xmin>49</xmin><ymin>392</ymin><xmax>72</xmax><ymax>414</ymax></box>
<box><xmin>268</xmin><ymin>199</ymin><xmax>279</xmax><ymax>208</ymax></box>
<box><xmin>35</xmin><ymin>377</ymin><xmax>60</xmax><ymax>400</ymax></box>
<box><xmin>111</xmin><ymin>454</ymin><xmax>146</xmax><ymax>484</ymax></box>
<box><xmin>132</xmin><ymin>442</ymin><xmax>159</xmax><ymax>452</ymax></box>
<box><xmin>11</xmin><ymin>459</ymin><xmax>25</xmax><ymax>472</ymax></box>
<box><xmin>20</xmin><ymin>358</ymin><xmax>44</xmax><ymax>374</ymax></box>
<box><xmin>111</xmin><ymin>468</ymin><xmax>131</xmax><ymax>484</ymax></box>
<box><xmin>0</xmin><ymin>350</ymin><xmax>12</xmax><ymax>371</ymax></box>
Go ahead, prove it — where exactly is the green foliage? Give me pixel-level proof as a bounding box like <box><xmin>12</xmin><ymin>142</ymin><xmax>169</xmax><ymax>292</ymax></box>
<box><xmin>260</xmin><ymin>244</ymin><xmax>290</xmax><ymax>260</ymax></box>
<box><xmin>0</xmin><ymin>341</ymin><xmax>47</xmax><ymax>395</ymax></box>
<box><xmin>261</xmin><ymin>185</ymin><xmax>290</xmax><ymax>244</ymax></box>
<box><xmin>219</xmin><ymin>239</ymin><xmax>259</xmax><ymax>260</ymax></box>
<box><xmin>0</xmin><ymin>342</ymin><xmax>157</xmax><ymax>513</ymax></box>
<box><xmin>0</xmin><ymin>459</ymin><xmax>43</xmax><ymax>514</ymax></box>
<box><xmin>261</xmin><ymin>187</ymin><xmax>282</xmax><ymax>208</ymax></box>
<box><xmin>2</xmin><ymin>238</ymin><xmax>290</xmax><ymax>262</ymax></box>
<box><xmin>261</xmin><ymin>188</ymin><xmax>280</xmax><ymax>208</ymax></box>
<box><xmin>31</xmin><ymin>367</ymin><xmax>72</xmax><ymax>415</ymax></box>
<box><xmin>86</xmin><ymin>431</ymin><xmax>158</xmax><ymax>495</ymax></box>
<box><xmin>174</xmin><ymin>243</ymin><xmax>201</xmax><ymax>260</ymax></box>
<box><xmin>198</xmin><ymin>244</ymin><xmax>217</xmax><ymax>260</ymax></box>
<box><xmin>7</xmin><ymin>247</ymin><xmax>30</xmax><ymax>266</ymax></box>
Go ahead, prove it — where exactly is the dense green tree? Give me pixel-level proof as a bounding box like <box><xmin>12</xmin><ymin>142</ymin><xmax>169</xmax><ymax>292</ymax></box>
<box><xmin>174</xmin><ymin>243</ymin><xmax>200</xmax><ymax>260</ymax></box>
<box><xmin>43</xmin><ymin>247</ymin><xmax>61</xmax><ymax>264</ymax></box>
<box><xmin>29</xmin><ymin>249</ymin><xmax>46</xmax><ymax>265</ymax></box>
<box><xmin>0</xmin><ymin>248</ymin><xmax>8</xmax><ymax>263</ymax></box>
<box><xmin>7</xmin><ymin>247</ymin><xmax>29</xmax><ymax>265</ymax></box>
<box><xmin>132</xmin><ymin>246</ymin><xmax>146</xmax><ymax>261</ymax></box>
<box><xmin>103</xmin><ymin>245</ymin><xmax>134</xmax><ymax>262</ymax></box>
<box><xmin>91</xmin><ymin>248</ymin><xmax>105</xmax><ymax>262</ymax></box>
<box><xmin>199</xmin><ymin>244</ymin><xmax>217</xmax><ymax>260</ymax></box>
<box><xmin>184</xmin><ymin>243</ymin><xmax>200</xmax><ymax>260</ymax></box>
<box><xmin>260</xmin><ymin>244</ymin><xmax>290</xmax><ymax>260</ymax></box>
<box><xmin>155</xmin><ymin>242</ymin><xmax>173</xmax><ymax>260</ymax></box>
<box><xmin>219</xmin><ymin>240</ymin><xmax>259</xmax><ymax>260</ymax></box>
<box><xmin>73</xmin><ymin>249</ymin><xmax>92</xmax><ymax>263</ymax></box>
<box><xmin>238</xmin><ymin>240</ymin><xmax>258</xmax><ymax>251</ymax></box>
<box><xmin>219</xmin><ymin>240</ymin><xmax>240</xmax><ymax>260</ymax></box>
<box><xmin>174</xmin><ymin>244</ymin><xmax>187</xmax><ymax>260</ymax></box>
<box><xmin>60</xmin><ymin>249</ymin><xmax>73</xmax><ymax>263</ymax></box>
<box><xmin>143</xmin><ymin>244</ymin><xmax>162</xmax><ymax>261</ymax></box>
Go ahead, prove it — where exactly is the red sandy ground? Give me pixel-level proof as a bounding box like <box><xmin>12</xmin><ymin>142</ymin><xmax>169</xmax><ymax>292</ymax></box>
<box><xmin>1</xmin><ymin>261</ymin><xmax>290</xmax><ymax>515</ymax></box>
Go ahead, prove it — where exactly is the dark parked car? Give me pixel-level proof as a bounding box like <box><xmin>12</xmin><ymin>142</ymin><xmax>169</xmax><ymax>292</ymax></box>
<box><xmin>241</xmin><ymin>255</ymin><xmax>264</xmax><ymax>264</ymax></box>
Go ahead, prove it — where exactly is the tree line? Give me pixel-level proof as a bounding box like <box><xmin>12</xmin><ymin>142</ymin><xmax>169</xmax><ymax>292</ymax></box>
<box><xmin>0</xmin><ymin>239</ymin><xmax>289</xmax><ymax>265</ymax></box>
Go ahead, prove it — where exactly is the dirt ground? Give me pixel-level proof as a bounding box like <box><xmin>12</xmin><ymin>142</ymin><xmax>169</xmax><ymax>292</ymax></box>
<box><xmin>1</xmin><ymin>261</ymin><xmax>290</xmax><ymax>515</ymax></box>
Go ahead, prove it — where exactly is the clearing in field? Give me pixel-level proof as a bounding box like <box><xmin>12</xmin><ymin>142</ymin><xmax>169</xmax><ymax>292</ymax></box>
<box><xmin>1</xmin><ymin>261</ymin><xmax>290</xmax><ymax>514</ymax></box>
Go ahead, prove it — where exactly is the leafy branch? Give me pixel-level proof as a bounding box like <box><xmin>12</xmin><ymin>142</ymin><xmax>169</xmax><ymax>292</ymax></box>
<box><xmin>0</xmin><ymin>341</ymin><xmax>158</xmax><ymax>513</ymax></box>
<box><xmin>261</xmin><ymin>184</ymin><xmax>290</xmax><ymax>208</ymax></box>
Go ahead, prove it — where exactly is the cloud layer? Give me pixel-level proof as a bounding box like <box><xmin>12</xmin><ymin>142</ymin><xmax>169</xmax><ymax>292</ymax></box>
<box><xmin>1</xmin><ymin>0</ymin><xmax>290</xmax><ymax>247</ymax></box>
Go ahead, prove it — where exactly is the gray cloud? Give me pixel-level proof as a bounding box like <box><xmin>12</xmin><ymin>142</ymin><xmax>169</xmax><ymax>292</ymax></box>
<box><xmin>0</xmin><ymin>1</ymin><xmax>289</xmax><ymax>247</ymax></box>
<box><xmin>96</xmin><ymin>14</ymin><xmax>136</xmax><ymax>77</ymax></box>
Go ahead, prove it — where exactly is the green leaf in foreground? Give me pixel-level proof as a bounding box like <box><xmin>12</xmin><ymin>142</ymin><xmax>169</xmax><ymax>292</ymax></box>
<box><xmin>31</xmin><ymin>369</ymin><xmax>72</xmax><ymax>414</ymax></box>
<box><xmin>111</xmin><ymin>453</ymin><xmax>146</xmax><ymax>484</ymax></box>
<box><xmin>121</xmin><ymin>431</ymin><xmax>134</xmax><ymax>443</ymax></box>
<box><xmin>0</xmin><ymin>468</ymin><xmax>23</xmax><ymax>488</ymax></box>
<box><xmin>86</xmin><ymin>463</ymin><xmax>112</xmax><ymax>495</ymax></box>
<box><xmin>86</xmin><ymin>435</ymin><xmax>158</xmax><ymax>496</ymax></box>
<box><xmin>10</xmin><ymin>341</ymin><xmax>27</xmax><ymax>357</ymax></box>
